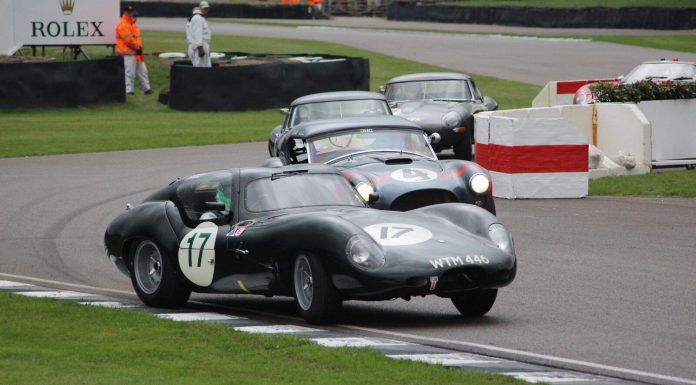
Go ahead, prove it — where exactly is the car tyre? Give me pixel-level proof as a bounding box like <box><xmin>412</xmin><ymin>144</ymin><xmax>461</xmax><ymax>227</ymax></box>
<box><xmin>130</xmin><ymin>239</ymin><xmax>191</xmax><ymax>308</ymax></box>
<box><xmin>451</xmin><ymin>289</ymin><xmax>497</xmax><ymax>316</ymax></box>
<box><xmin>453</xmin><ymin>131</ymin><xmax>473</xmax><ymax>161</ymax></box>
<box><xmin>293</xmin><ymin>252</ymin><xmax>342</xmax><ymax>324</ymax></box>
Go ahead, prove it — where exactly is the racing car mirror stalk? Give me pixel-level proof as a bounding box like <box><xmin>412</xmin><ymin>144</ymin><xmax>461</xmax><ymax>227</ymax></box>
<box><xmin>279</xmin><ymin>108</ymin><xmax>289</xmax><ymax>115</ymax></box>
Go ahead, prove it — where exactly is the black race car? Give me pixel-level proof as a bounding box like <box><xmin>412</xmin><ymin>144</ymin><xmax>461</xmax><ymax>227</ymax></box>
<box><xmin>267</xmin><ymin>115</ymin><xmax>496</xmax><ymax>214</ymax></box>
<box><xmin>383</xmin><ymin>72</ymin><xmax>498</xmax><ymax>160</ymax></box>
<box><xmin>269</xmin><ymin>91</ymin><xmax>392</xmax><ymax>155</ymax></box>
<box><xmin>104</xmin><ymin>165</ymin><xmax>516</xmax><ymax>324</ymax></box>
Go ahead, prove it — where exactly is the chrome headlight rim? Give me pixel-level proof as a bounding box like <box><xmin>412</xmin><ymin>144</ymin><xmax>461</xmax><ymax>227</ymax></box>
<box><xmin>488</xmin><ymin>223</ymin><xmax>515</xmax><ymax>256</ymax></box>
<box><xmin>469</xmin><ymin>172</ymin><xmax>490</xmax><ymax>195</ymax></box>
<box><xmin>355</xmin><ymin>182</ymin><xmax>375</xmax><ymax>202</ymax></box>
<box><xmin>441</xmin><ymin>110</ymin><xmax>463</xmax><ymax>128</ymax></box>
<box><xmin>345</xmin><ymin>234</ymin><xmax>385</xmax><ymax>271</ymax></box>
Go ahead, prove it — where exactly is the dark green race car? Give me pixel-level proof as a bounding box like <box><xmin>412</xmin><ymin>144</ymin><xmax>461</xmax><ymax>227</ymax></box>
<box><xmin>104</xmin><ymin>165</ymin><xmax>516</xmax><ymax>324</ymax></box>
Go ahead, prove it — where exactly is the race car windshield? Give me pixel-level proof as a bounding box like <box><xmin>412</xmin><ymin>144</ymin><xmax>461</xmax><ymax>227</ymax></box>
<box><xmin>386</xmin><ymin>80</ymin><xmax>474</xmax><ymax>102</ymax></box>
<box><xmin>290</xmin><ymin>99</ymin><xmax>390</xmax><ymax>127</ymax></box>
<box><xmin>308</xmin><ymin>128</ymin><xmax>435</xmax><ymax>164</ymax></box>
<box><xmin>245</xmin><ymin>174</ymin><xmax>364</xmax><ymax>212</ymax></box>
<box><xmin>624</xmin><ymin>63</ymin><xmax>696</xmax><ymax>83</ymax></box>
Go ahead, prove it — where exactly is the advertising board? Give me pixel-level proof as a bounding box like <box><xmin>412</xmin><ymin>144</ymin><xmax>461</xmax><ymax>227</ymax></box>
<box><xmin>12</xmin><ymin>0</ymin><xmax>119</xmax><ymax>46</ymax></box>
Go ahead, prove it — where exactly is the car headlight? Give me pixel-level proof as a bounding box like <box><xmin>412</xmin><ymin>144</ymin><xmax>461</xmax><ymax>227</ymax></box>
<box><xmin>346</xmin><ymin>235</ymin><xmax>385</xmax><ymax>270</ymax></box>
<box><xmin>469</xmin><ymin>173</ymin><xmax>490</xmax><ymax>194</ymax></box>
<box><xmin>442</xmin><ymin>111</ymin><xmax>463</xmax><ymax>128</ymax></box>
<box><xmin>355</xmin><ymin>182</ymin><xmax>375</xmax><ymax>202</ymax></box>
<box><xmin>488</xmin><ymin>223</ymin><xmax>515</xmax><ymax>256</ymax></box>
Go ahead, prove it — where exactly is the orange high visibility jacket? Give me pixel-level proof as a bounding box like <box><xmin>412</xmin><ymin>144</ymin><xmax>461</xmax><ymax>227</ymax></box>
<box><xmin>116</xmin><ymin>14</ymin><xmax>138</xmax><ymax>56</ymax></box>
<box><xmin>133</xmin><ymin>22</ymin><xmax>145</xmax><ymax>63</ymax></box>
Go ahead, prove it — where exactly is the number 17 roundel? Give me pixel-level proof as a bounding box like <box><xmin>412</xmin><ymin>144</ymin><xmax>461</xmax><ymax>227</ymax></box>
<box><xmin>178</xmin><ymin>222</ymin><xmax>218</xmax><ymax>287</ymax></box>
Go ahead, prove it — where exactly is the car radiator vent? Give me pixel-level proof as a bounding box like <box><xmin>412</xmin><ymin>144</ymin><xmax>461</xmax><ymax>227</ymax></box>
<box><xmin>384</xmin><ymin>158</ymin><xmax>413</xmax><ymax>165</ymax></box>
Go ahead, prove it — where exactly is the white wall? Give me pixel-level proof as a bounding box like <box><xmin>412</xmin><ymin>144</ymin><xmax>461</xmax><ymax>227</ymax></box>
<box><xmin>638</xmin><ymin>99</ymin><xmax>696</xmax><ymax>165</ymax></box>
<box><xmin>596</xmin><ymin>104</ymin><xmax>651</xmax><ymax>166</ymax></box>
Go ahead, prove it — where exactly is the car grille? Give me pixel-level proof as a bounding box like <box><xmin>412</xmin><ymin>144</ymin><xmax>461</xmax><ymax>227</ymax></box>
<box><xmin>390</xmin><ymin>189</ymin><xmax>457</xmax><ymax>211</ymax></box>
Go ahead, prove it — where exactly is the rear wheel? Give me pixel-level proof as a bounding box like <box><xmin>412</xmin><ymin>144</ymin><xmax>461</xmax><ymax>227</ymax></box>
<box><xmin>293</xmin><ymin>253</ymin><xmax>342</xmax><ymax>324</ymax></box>
<box><xmin>130</xmin><ymin>239</ymin><xmax>191</xmax><ymax>308</ymax></box>
<box><xmin>451</xmin><ymin>289</ymin><xmax>497</xmax><ymax>316</ymax></box>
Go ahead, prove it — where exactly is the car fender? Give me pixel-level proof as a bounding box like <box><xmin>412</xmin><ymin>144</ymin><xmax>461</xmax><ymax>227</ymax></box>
<box><xmin>410</xmin><ymin>202</ymin><xmax>498</xmax><ymax>239</ymax></box>
<box><xmin>104</xmin><ymin>201</ymin><xmax>182</xmax><ymax>274</ymax></box>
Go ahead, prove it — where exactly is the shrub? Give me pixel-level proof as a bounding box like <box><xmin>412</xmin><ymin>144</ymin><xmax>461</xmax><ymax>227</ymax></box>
<box><xmin>590</xmin><ymin>80</ymin><xmax>696</xmax><ymax>103</ymax></box>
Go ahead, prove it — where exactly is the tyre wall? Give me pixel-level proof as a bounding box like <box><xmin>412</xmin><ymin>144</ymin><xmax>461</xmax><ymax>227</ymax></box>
<box><xmin>122</xmin><ymin>1</ymin><xmax>327</xmax><ymax>19</ymax></box>
<box><xmin>387</xmin><ymin>4</ymin><xmax>696</xmax><ymax>30</ymax></box>
<box><xmin>0</xmin><ymin>56</ymin><xmax>125</xmax><ymax>110</ymax></box>
<box><xmin>168</xmin><ymin>53</ymin><xmax>370</xmax><ymax>111</ymax></box>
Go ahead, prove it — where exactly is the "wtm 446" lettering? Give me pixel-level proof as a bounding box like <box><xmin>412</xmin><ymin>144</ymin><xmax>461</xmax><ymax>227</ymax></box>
<box><xmin>429</xmin><ymin>255</ymin><xmax>489</xmax><ymax>269</ymax></box>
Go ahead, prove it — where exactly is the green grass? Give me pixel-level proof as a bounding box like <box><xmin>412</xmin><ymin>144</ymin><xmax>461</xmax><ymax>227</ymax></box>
<box><xmin>0</xmin><ymin>292</ymin><xmax>525</xmax><ymax>385</ymax></box>
<box><xmin>439</xmin><ymin>0</ymin><xmax>696</xmax><ymax>8</ymax></box>
<box><xmin>0</xmin><ymin>31</ymin><xmax>539</xmax><ymax>158</ymax></box>
<box><xmin>590</xmin><ymin>35</ymin><xmax>696</xmax><ymax>54</ymax></box>
<box><xmin>223</xmin><ymin>20</ymin><xmax>696</xmax><ymax>54</ymax></box>
<box><xmin>589</xmin><ymin>170</ymin><xmax>696</xmax><ymax>197</ymax></box>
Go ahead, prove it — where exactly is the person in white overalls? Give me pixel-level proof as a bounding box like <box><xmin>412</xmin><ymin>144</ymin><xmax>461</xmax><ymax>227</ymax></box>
<box><xmin>187</xmin><ymin>2</ymin><xmax>212</xmax><ymax>68</ymax></box>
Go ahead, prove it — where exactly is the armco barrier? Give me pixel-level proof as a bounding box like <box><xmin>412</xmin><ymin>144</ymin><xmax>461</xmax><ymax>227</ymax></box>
<box><xmin>475</xmin><ymin>111</ymin><xmax>588</xmax><ymax>199</ymax></box>
<box><xmin>168</xmin><ymin>53</ymin><xmax>369</xmax><ymax>111</ymax></box>
<box><xmin>387</xmin><ymin>4</ymin><xmax>696</xmax><ymax>30</ymax></box>
<box><xmin>121</xmin><ymin>1</ymin><xmax>326</xmax><ymax>19</ymax></box>
<box><xmin>0</xmin><ymin>56</ymin><xmax>125</xmax><ymax>109</ymax></box>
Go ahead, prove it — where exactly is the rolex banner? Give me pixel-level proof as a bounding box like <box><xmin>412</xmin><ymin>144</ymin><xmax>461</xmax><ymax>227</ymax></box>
<box><xmin>12</xmin><ymin>0</ymin><xmax>119</xmax><ymax>46</ymax></box>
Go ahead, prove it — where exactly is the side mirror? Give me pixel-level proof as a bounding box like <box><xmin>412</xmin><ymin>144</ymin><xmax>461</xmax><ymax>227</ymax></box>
<box><xmin>279</xmin><ymin>108</ymin><xmax>289</xmax><ymax>116</ymax></box>
<box><xmin>483</xmin><ymin>96</ymin><xmax>498</xmax><ymax>111</ymax></box>
<box><xmin>204</xmin><ymin>201</ymin><xmax>226</xmax><ymax>211</ymax></box>
<box><xmin>617</xmin><ymin>75</ymin><xmax>625</xmax><ymax>81</ymax></box>
<box><xmin>429</xmin><ymin>133</ymin><xmax>441</xmax><ymax>144</ymax></box>
<box><xmin>368</xmin><ymin>192</ymin><xmax>380</xmax><ymax>204</ymax></box>
<box><xmin>379</xmin><ymin>85</ymin><xmax>386</xmax><ymax>94</ymax></box>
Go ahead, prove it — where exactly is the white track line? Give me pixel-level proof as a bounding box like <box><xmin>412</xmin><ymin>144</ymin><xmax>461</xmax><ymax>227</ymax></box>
<box><xmin>3</xmin><ymin>272</ymin><xmax>694</xmax><ymax>385</ymax></box>
<box><xmin>338</xmin><ymin>324</ymin><xmax>696</xmax><ymax>385</ymax></box>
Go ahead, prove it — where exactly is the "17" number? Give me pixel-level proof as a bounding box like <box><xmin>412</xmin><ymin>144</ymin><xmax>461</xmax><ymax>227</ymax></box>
<box><xmin>185</xmin><ymin>231</ymin><xmax>212</xmax><ymax>267</ymax></box>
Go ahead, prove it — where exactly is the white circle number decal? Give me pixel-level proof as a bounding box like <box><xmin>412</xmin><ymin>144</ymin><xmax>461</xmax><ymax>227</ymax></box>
<box><xmin>390</xmin><ymin>168</ymin><xmax>438</xmax><ymax>183</ymax></box>
<box><xmin>363</xmin><ymin>223</ymin><xmax>432</xmax><ymax>246</ymax></box>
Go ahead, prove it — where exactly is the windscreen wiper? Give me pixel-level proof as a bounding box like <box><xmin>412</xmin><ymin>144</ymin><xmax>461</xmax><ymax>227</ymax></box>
<box><xmin>271</xmin><ymin>170</ymin><xmax>308</xmax><ymax>180</ymax></box>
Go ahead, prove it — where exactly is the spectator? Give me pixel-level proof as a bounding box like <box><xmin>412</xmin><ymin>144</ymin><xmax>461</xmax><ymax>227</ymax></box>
<box><xmin>116</xmin><ymin>6</ymin><xmax>152</xmax><ymax>95</ymax></box>
<box><xmin>187</xmin><ymin>2</ymin><xmax>212</xmax><ymax>68</ymax></box>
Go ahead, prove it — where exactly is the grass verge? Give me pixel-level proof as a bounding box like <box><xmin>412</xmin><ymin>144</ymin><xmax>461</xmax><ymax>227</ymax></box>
<box><xmin>224</xmin><ymin>20</ymin><xmax>696</xmax><ymax>55</ymax></box>
<box><xmin>589</xmin><ymin>170</ymin><xmax>696</xmax><ymax>197</ymax></box>
<box><xmin>0</xmin><ymin>292</ymin><xmax>525</xmax><ymax>385</ymax></box>
<box><xmin>0</xmin><ymin>31</ymin><xmax>539</xmax><ymax>158</ymax></box>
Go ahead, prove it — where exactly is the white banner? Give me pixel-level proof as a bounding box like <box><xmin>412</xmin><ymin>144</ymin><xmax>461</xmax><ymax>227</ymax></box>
<box><xmin>13</xmin><ymin>0</ymin><xmax>119</xmax><ymax>46</ymax></box>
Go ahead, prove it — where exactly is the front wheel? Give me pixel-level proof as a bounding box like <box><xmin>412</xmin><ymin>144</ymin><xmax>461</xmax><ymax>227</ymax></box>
<box><xmin>451</xmin><ymin>289</ymin><xmax>497</xmax><ymax>316</ymax></box>
<box><xmin>130</xmin><ymin>239</ymin><xmax>191</xmax><ymax>308</ymax></box>
<box><xmin>293</xmin><ymin>253</ymin><xmax>342</xmax><ymax>324</ymax></box>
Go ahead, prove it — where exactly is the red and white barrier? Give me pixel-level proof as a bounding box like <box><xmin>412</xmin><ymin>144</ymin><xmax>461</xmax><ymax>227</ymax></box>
<box><xmin>475</xmin><ymin>113</ymin><xmax>588</xmax><ymax>199</ymax></box>
<box><xmin>532</xmin><ymin>79</ymin><xmax>615</xmax><ymax>107</ymax></box>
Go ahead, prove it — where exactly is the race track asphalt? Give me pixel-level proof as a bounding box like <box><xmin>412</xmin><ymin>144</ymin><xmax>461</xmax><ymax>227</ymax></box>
<box><xmin>140</xmin><ymin>17</ymin><xmax>696</xmax><ymax>86</ymax></box>
<box><xmin>1</xmin><ymin>144</ymin><xmax>694</xmax><ymax>383</ymax></box>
